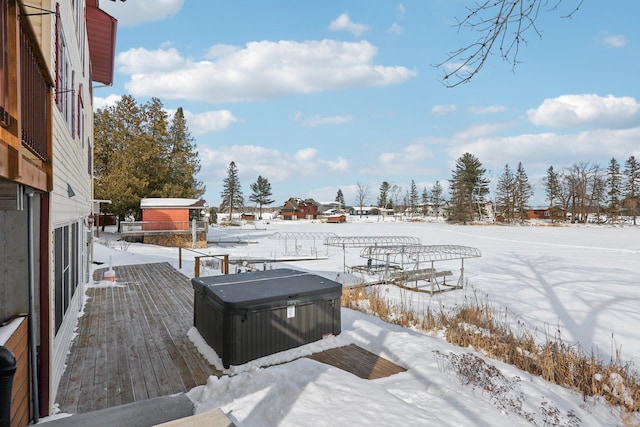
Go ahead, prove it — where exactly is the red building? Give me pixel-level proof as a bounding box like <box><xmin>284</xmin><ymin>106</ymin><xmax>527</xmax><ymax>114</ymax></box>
<box><xmin>141</xmin><ymin>198</ymin><xmax>209</xmax><ymax>230</ymax></box>
<box><xmin>281</xmin><ymin>198</ymin><xmax>319</xmax><ymax>220</ymax></box>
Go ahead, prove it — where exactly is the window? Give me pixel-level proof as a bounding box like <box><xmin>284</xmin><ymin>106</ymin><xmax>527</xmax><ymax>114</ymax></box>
<box><xmin>87</xmin><ymin>140</ymin><xmax>92</xmax><ymax>175</ymax></box>
<box><xmin>54</xmin><ymin>223</ymin><xmax>81</xmax><ymax>334</ymax></box>
<box><xmin>55</xmin><ymin>2</ymin><xmax>75</xmax><ymax>135</ymax></box>
<box><xmin>77</xmin><ymin>84</ymin><xmax>84</xmax><ymax>144</ymax></box>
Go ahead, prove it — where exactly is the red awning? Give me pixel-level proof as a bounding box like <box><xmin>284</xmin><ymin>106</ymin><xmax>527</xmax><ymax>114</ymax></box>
<box><xmin>86</xmin><ymin>2</ymin><xmax>117</xmax><ymax>85</ymax></box>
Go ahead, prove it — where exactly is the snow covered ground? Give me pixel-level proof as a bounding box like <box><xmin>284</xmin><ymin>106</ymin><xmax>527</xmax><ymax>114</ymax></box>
<box><xmin>83</xmin><ymin>218</ymin><xmax>640</xmax><ymax>425</ymax></box>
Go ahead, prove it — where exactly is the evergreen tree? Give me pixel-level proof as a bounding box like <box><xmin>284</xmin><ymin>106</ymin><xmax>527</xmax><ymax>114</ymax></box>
<box><xmin>409</xmin><ymin>179</ymin><xmax>419</xmax><ymax>215</ymax></box>
<box><xmin>143</xmin><ymin>97</ymin><xmax>171</xmax><ymax>196</ymax></box>
<box><xmin>249</xmin><ymin>176</ymin><xmax>274</xmax><ymax>219</ymax></box>
<box><xmin>335</xmin><ymin>189</ymin><xmax>345</xmax><ymax>208</ymax></box>
<box><xmin>94</xmin><ymin>95</ymin><xmax>205</xmax><ymax>227</ymax></box>
<box><xmin>623</xmin><ymin>156</ymin><xmax>640</xmax><ymax>225</ymax></box>
<box><xmin>94</xmin><ymin>95</ymin><xmax>149</xmax><ymax>227</ymax></box>
<box><xmin>378</xmin><ymin>181</ymin><xmax>390</xmax><ymax>208</ymax></box>
<box><xmin>448</xmin><ymin>153</ymin><xmax>489</xmax><ymax>223</ymax></box>
<box><xmin>164</xmin><ymin>107</ymin><xmax>205</xmax><ymax>198</ymax></box>
<box><xmin>515</xmin><ymin>162</ymin><xmax>533</xmax><ymax>223</ymax></box>
<box><xmin>421</xmin><ymin>187</ymin><xmax>429</xmax><ymax>215</ymax></box>
<box><xmin>496</xmin><ymin>164</ymin><xmax>516</xmax><ymax>223</ymax></box>
<box><xmin>542</xmin><ymin>165</ymin><xmax>565</xmax><ymax>222</ymax></box>
<box><xmin>430</xmin><ymin>180</ymin><xmax>443</xmax><ymax>218</ymax></box>
<box><xmin>606</xmin><ymin>158</ymin><xmax>621</xmax><ymax>223</ymax></box>
<box><xmin>220</xmin><ymin>161</ymin><xmax>244</xmax><ymax>221</ymax></box>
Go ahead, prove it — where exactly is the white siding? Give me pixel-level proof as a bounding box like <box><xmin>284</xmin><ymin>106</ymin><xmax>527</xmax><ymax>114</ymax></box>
<box><xmin>41</xmin><ymin>0</ymin><xmax>95</xmax><ymax>410</ymax></box>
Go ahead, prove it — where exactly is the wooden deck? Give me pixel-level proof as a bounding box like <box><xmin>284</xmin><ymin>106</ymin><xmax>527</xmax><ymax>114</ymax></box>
<box><xmin>307</xmin><ymin>344</ymin><xmax>406</xmax><ymax>380</ymax></box>
<box><xmin>55</xmin><ymin>262</ymin><xmax>221</xmax><ymax>414</ymax></box>
<box><xmin>55</xmin><ymin>262</ymin><xmax>406</xmax><ymax>416</ymax></box>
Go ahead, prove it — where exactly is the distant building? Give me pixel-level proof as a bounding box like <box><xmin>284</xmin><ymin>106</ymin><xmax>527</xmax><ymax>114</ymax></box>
<box><xmin>141</xmin><ymin>198</ymin><xmax>209</xmax><ymax>230</ymax></box>
<box><xmin>120</xmin><ymin>198</ymin><xmax>210</xmax><ymax>247</ymax></box>
<box><xmin>527</xmin><ymin>206</ymin><xmax>566</xmax><ymax>221</ymax></box>
<box><xmin>281</xmin><ymin>197</ymin><xmax>319</xmax><ymax>220</ymax></box>
<box><xmin>349</xmin><ymin>206</ymin><xmax>394</xmax><ymax>216</ymax></box>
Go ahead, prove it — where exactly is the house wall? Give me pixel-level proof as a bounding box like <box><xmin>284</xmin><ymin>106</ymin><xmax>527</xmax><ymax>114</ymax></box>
<box><xmin>42</xmin><ymin>0</ymin><xmax>95</xmax><ymax>413</ymax></box>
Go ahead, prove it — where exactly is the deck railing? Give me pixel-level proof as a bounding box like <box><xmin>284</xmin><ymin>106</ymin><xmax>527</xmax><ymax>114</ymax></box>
<box><xmin>121</xmin><ymin>221</ymin><xmax>209</xmax><ymax>234</ymax></box>
<box><xmin>20</xmin><ymin>21</ymin><xmax>50</xmax><ymax>161</ymax></box>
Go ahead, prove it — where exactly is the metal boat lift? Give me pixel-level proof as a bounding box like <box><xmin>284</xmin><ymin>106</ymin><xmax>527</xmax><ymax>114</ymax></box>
<box><xmin>269</xmin><ymin>231</ymin><xmax>339</xmax><ymax>257</ymax></box>
<box><xmin>360</xmin><ymin>244</ymin><xmax>482</xmax><ymax>294</ymax></box>
<box><xmin>324</xmin><ymin>236</ymin><xmax>422</xmax><ymax>273</ymax></box>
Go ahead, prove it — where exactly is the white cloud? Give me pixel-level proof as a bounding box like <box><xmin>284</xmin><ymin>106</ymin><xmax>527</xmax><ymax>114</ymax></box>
<box><xmin>298</xmin><ymin>114</ymin><xmax>355</xmax><ymax>127</ymax></box>
<box><xmin>197</xmin><ymin>145</ymin><xmax>351</xmax><ymax>192</ymax></box>
<box><xmin>117</xmin><ymin>47</ymin><xmax>185</xmax><ymax>74</ymax></box>
<box><xmin>442</xmin><ymin>61</ymin><xmax>472</xmax><ymax>74</ymax></box>
<box><xmin>432</xmin><ymin>104</ymin><xmax>456</xmax><ymax>116</ymax></box>
<box><xmin>182</xmin><ymin>110</ymin><xmax>239</xmax><ymax>135</ymax></box>
<box><xmin>118</xmin><ymin>41</ymin><xmax>416</xmax><ymax>103</ymax></box>
<box><xmin>93</xmin><ymin>94</ymin><xmax>122</xmax><ymax>110</ymax></box>
<box><xmin>397</xmin><ymin>3</ymin><xmax>406</xmax><ymax>17</ymax></box>
<box><xmin>360</xmin><ymin>141</ymin><xmax>436</xmax><ymax>176</ymax></box>
<box><xmin>527</xmin><ymin>94</ymin><xmax>640</xmax><ymax>129</ymax></box>
<box><xmin>387</xmin><ymin>23</ymin><xmax>404</xmax><ymax>35</ymax></box>
<box><xmin>597</xmin><ymin>31</ymin><xmax>627</xmax><ymax>48</ymax></box>
<box><xmin>98</xmin><ymin>0</ymin><xmax>185</xmax><ymax>26</ymax></box>
<box><xmin>468</xmin><ymin>105</ymin><xmax>508</xmax><ymax>115</ymax></box>
<box><xmin>453</xmin><ymin>122</ymin><xmax>515</xmax><ymax>140</ymax></box>
<box><xmin>328</xmin><ymin>13</ymin><xmax>370</xmax><ymax>37</ymax></box>
<box><xmin>319</xmin><ymin>157</ymin><xmax>350</xmax><ymax>173</ymax></box>
<box><xmin>294</xmin><ymin>148</ymin><xmax>318</xmax><ymax>163</ymax></box>
<box><xmin>447</xmin><ymin>127</ymin><xmax>640</xmax><ymax>174</ymax></box>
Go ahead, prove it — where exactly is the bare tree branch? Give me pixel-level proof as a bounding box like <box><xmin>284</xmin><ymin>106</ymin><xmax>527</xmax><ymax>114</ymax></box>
<box><xmin>436</xmin><ymin>0</ymin><xmax>583</xmax><ymax>88</ymax></box>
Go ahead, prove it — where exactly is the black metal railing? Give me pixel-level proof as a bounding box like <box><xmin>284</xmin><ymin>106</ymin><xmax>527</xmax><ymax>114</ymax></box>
<box><xmin>20</xmin><ymin>24</ymin><xmax>50</xmax><ymax>162</ymax></box>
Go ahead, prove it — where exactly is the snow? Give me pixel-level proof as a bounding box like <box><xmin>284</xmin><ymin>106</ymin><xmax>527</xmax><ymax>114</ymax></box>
<box><xmin>77</xmin><ymin>218</ymin><xmax>640</xmax><ymax>425</ymax></box>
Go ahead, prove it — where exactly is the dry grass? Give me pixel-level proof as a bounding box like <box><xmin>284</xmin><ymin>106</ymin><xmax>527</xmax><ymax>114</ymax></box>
<box><xmin>341</xmin><ymin>284</ymin><xmax>640</xmax><ymax>415</ymax></box>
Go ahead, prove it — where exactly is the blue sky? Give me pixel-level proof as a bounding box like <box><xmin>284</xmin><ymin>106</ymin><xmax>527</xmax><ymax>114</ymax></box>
<box><xmin>96</xmin><ymin>0</ymin><xmax>640</xmax><ymax>208</ymax></box>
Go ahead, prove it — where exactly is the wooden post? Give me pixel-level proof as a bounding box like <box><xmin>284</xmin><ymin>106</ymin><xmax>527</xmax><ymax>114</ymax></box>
<box><xmin>223</xmin><ymin>255</ymin><xmax>229</xmax><ymax>275</ymax></box>
<box><xmin>194</xmin><ymin>256</ymin><xmax>200</xmax><ymax>278</ymax></box>
<box><xmin>178</xmin><ymin>247</ymin><xmax>182</xmax><ymax>269</ymax></box>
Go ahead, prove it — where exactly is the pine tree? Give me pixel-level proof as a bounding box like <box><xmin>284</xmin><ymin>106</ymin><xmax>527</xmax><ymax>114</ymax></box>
<box><xmin>430</xmin><ymin>181</ymin><xmax>444</xmax><ymax>219</ymax></box>
<box><xmin>496</xmin><ymin>164</ymin><xmax>516</xmax><ymax>223</ymax></box>
<box><xmin>421</xmin><ymin>187</ymin><xmax>429</xmax><ymax>215</ymax></box>
<box><xmin>378</xmin><ymin>181</ymin><xmax>390</xmax><ymax>208</ymax></box>
<box><xmin>94</xmin><ymin>95</ymin><xmax>205</xmax><ymax>227</ymax></box>
<box><xmin>542</xmin><ymin>165</ymin><xmax>564</xmax><ymax>222</ymax></box>
<box><xmin>220</xmin><ymin>161</ymin><xmax>244</xmax><ymax>221</ymax></box>
<box><xmin>409</xmin><ymin>180</ymin><xmax>418</xmax><ymax>215</ymax></box>
<box><xmin>143</xmin><ymin>97</ymin><xmax>172</xmax><ymax>197</ymax></box>
<box><xmin>448</xmin><ymin>153</ymin><xmax>489</xmax><ymax>223</ymax></box>
<box><xmin>249</xmin><ymin>176</ymin><xmax>274</xmax><ymax>219</ymax></box>
<box><xmin>543</xmin><ymin>166</ymin><xmax>561</xmax><ymax>207</ymax></box>
<box><xmin>94</xmin><ymin>95</ymin><xmax>149</xmax><ymax>227</ymax></box>
<box><xmin>623</xmin><ymin>156</ymin><xmax>640</xmax><ymax>225</ymax></box>
<box><xmin>335</xmin><ymin>189</ymin><xmax>345</xmax><ymax>209</ymax></box>
<box><xmin>515</xmin><ymin>162</ymin><xmax>533</xmax><ymax>223</ymax></box>
<box><xmin>606</xmin><ymin>158</ymin><xmax>621</xmax><ymax>223</ymax></box>
<box><xmin>164</xmin><ymin>107</ymin><xmax>205</xmax><ymax>198</ymax></box>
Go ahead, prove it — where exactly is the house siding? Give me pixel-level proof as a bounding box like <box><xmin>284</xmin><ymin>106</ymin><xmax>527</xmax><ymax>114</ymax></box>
<box><xmin>47</xmin><ymin>0</ymin><xmax>95</xmax><ymax>413</ymax></box>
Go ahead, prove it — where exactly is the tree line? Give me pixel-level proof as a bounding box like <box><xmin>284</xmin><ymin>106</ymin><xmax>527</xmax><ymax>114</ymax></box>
<box><xmin>94</xmin><ymin>95</ymin><xmax>204</xmax><ymax>226</ymax></box>
<box><xmin>220</xmin><ymin>161</ymin><xmax>275</xmax><ymax>221</ymax></box>
<box><xmin>94</xmin><ymin>98</ymin><xmax>639</xmax><ymax>226</ymax></box>
<box><xmin>352</xmin><ymin>153</ymin><xmax>640</xmax><ymax>225</ymax></box>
